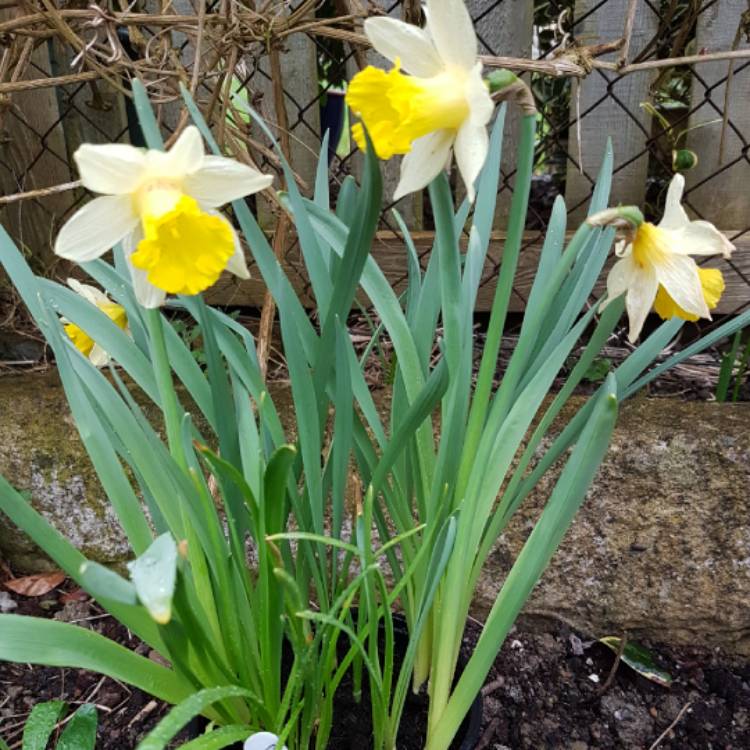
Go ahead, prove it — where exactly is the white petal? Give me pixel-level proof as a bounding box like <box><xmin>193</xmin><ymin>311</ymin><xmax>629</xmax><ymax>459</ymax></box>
<box><xmin>672</xmin><ymin>221</ymin><xmax>735</xmax><ymax>258</ymax></box>
<box><xmin>224</xmin><ymin>224</ymin><xmax>250</xmax><ymax>280</ymax></box>
<box><xmin>184</xmin><ymin>157</ymin><xmax>273</xmax><ymax>208</ymax></box>
<box><xmin>67</xmin><ymin>278</ymin><xmax>110</xmax><ymax>306</ymax></box>
<box><xmin>614</xmin><ymin>239</ymin><xmax>631</xmax><ymax>258</ymax></box>
<box><xmin>74</xmin><ymin>143</ymin><xmax>147</xmax><ymax>195</ymax></box>
<box><xmin>207</xmin><ymin>211</ymin><xmax>250</xmax><ymax>279</ymax></box>
<box><xmin>425</xmin><ymin>0</ymin><xmax>478</xmax><ymax>71</ymax></box>
<box><xmin>55</xmin><ymin>195</ymin><xmax>138</xmax><ymax>262</ymax></box>
<box><xmin>604</xmin><ymin>256</ymin><xmax>636</xmax><ymax>306</ymax></box>
<box><xmin>466</xmin><ymin>63</ymin><xmax>494</xmax><ymax>125</ymax></box>
<box><xmin>653</xmin><ymin>252</ymin><xmax>708</xmax><ymax>319</ymax></box>
<box><xmin>363</xmin><ymin>17</ymin><xmax>443</xmax><ymax>77</ymax></box>
<box><xmin>394</xmin><ymin>129</ymin><xmax>455</xmax><ymax>201</ymax></box>
<box><xmin>144</xmin><ymin>125</ymin><xmax>204</xmax><ymax>180</ymax></box>
<box><xmin>167</xmin><ymin>126</ymin><xmax>205</xmax><ymax>174</ymax></box>
<box><xmin>454</xmin><ymin>121</ymin><xmax>488</xmax><ymax>203</ymax></box>
<box><xmin>88</xmin><ymin>343</ymin><xmax>110</xmax><ymax>368</ymax></box>
<box><xmin>123</xmin><ymin>228</ymin><xmax>167</xmax><ymax>309</ymax></box>
<box><xmin>625</xmin><ymin>263</ymin><xmax>658</xmax><ymax>342</ymax></box>
<box><xmin>658</xmin><ymin>173</ymin><xmax>689</xmax><ymax>230</ymax></box>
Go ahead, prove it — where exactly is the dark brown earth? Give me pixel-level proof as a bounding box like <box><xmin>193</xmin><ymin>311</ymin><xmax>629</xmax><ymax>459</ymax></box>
<box><xmin>1</xmin><ymin>576</ymin><xmax>748</xmax><ymax>749</ymax></box>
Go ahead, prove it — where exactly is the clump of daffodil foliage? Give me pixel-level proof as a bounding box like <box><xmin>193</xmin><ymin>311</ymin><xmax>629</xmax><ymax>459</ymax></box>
<box><xmin>0</xmin><ymin>0</ymin><xmax>747</xmax><ymax>748</ymax></box>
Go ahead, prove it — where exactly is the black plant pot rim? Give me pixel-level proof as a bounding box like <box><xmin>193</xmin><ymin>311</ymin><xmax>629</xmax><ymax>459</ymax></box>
<box><xmin>189</xmin><ymin>612</ymin><xmax>484</xmax><ymax>749</ymax></box>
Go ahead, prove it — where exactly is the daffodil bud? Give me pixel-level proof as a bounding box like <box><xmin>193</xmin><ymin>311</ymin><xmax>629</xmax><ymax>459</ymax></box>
<box><xmin>672</xmin><ymin>148</ymin><xmax>699</xmax><ymax>172</ymax></box>
<box><xmin>587</xmin><ymin>206</ymin><xmax>644</xmax><ymax>229</ymax></box>
<box><xmin>485</xmin><ymin>69</ymin><xmax>518</xmax><ymax>94</ymax></box>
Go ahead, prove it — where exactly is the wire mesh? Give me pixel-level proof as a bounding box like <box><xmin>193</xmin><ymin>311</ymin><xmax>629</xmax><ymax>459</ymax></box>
<box><xmin>1</xmin><ymin>0</ymin><xmax>748</xmax><ymax>345</ymax></box>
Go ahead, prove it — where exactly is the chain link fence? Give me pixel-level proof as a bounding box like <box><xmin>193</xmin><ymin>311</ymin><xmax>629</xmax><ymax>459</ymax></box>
<box><xmin>1</xmin><ymin>0</ymin><xmax>749</xmax><ymax>346</ymax></box>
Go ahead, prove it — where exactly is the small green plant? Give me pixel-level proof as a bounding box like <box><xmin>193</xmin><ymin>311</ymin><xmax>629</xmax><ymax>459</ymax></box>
<box><xmin>172</xmin><ymin>311</ymin><xmax>240</xmax><ymax>366</ymax></box>
<box><xmin>716</xmin><ymin>328</ymin><xmax>750</xmax><ymax>402</ymax></box>
<box><xmin>1</xmin><ymin>701</ymin><xmax>98</xmax><ymax>750</ymax></box>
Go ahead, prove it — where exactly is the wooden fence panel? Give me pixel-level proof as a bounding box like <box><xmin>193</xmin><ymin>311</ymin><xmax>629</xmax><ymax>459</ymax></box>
<box><xmin>207</xmin><ymin>229</ymin><xmax>750</xmax><ymax>314</ymax></box>
<box><xmin>253</xmin><ymin>16</ymin><xmax>322</xmax><ymax>235</ymax></box>
<box><xmin>685</xmin><ymin>0</ymin><xmax>750</xmax><ymax>228</ymax></box>
<box><xmin>565</xmin><ymin>0</ymin><xmax>657</xmax><ymax>220</ymax></box>
<box><xmin>469</xmin><ymin>0</ymin><xmax>534</xmax><ymax>224</ymax></box>
<box><xmin>0</xmin><ymin>16</ymin><xmax>75</xmax><ymax>269</ymax></box>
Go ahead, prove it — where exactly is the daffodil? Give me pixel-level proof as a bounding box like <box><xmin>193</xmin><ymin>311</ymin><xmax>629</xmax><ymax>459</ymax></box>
<box><xmin>604</xmin><ymin>174</ymin><xmax>734</xmax><ymax>342</ymax></box>
<box><xmin>345</xmin><ymin>0</ymin><xmax>494</xmax><ymax>201</ymax></box>
<box><xmin>62</xmin><ymin>279</ymin><xmax>128</xmax><ymax>367</ymax></box>
<box><xmin>55</xmin><ymin>127</ymin><xmax>273</xmax><ymax>308</ymax></box>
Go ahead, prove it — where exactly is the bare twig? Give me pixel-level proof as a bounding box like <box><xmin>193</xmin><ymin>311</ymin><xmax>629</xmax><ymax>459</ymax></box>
<box><xmin>648</xmin><ymin>701</ymin><xmax>692</xmax><ymax>750</ymax></box>
<box><xmin>618</xmin><ymin>0</ymin><xmax>639</xmax><ymax>67</ymax></box>
<box><xmin>476</xmin><ymin>717</ymin><xmax>501</xmax><ymax>750</ymax></box>
<box><xmin>257</xmin><ymin>41</ymin><xmax>292</xmax><ymax>377</ymax></box>
<box><xmin>597</xmin><ymin>633</ymin><xmax>627</xmax><ymax>697</ymax></box>
<box><xmin>0</xmin><ymin>180</ymin><xmax>81</xmax><ymax>205</ymax></box>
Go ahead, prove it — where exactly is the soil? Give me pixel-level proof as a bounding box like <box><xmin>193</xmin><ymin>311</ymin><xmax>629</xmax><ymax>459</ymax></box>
<box><xmin>1</xmin><ymin>578</ymin><xmax>748</xmax><ymax>749</ymax></box>
<box><xmin>0</xmin><ymin>580</ymin><xmax>192</xmax><ymax>749</ymax></box>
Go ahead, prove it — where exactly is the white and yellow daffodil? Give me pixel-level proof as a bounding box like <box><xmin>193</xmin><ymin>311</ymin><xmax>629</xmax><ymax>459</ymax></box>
<box><xmin>55</xmin><ymin>126</ymin><xmax>273</xmax><ymax>308</ymax></box>
<box><xmin>605</xmin><ymin>174</ymin><xmax>734</xmax><ymax>342</ymax></box>
<box><xmin>345</xmin><ymin>0</ymin><xmax>494</xmax><ymax>201</ymax></box>
<box><xmin>63</xmin><ymin>279</ymin><xmax>129</xmax><ymax>367</ymax></box>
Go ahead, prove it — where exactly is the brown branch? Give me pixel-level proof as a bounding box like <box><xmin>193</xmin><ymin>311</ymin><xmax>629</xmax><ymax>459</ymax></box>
<box><xmin>0</xmin><ymin>180</ymin><xmax>81</xmax><ymax>205</ymax></box>
<box><xmin>257</xmin><ymin>42</ymin><xmax>293</xmax><ymax>378</ymax></box>
<box><xmin>596</xmin><ymin>634</ymin><xmax>627</xmax><ymax>697</ymax></box>
<box><xmin>647</xmin><ymin>701</ymin><xmax>692</xmax><ymax>750</ymax></box>
<box><xmin>618</xmin><ymin>0</ymin><xmax>639</xmax><ymax>67</ymax></box>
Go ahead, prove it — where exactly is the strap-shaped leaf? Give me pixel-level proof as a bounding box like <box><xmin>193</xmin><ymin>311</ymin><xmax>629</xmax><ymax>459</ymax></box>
<box><xmin>22</xmin><ymin>700</ymin><xmax>66</xmax><ymax>750</ymax></box>
<box><xmin>0</xmin><ymin>615</ymin><xmax>191</xmax><ymax>703</ymax></box>
<box><xmin>57</xmin><ymin>704</ymin><xmax>98</xmax><ymax>750</ymax></box>
<box><xmin>137</xmin><ymin>686</ymin><xmax>257</xmax><ymax>750</ymax></box>
<box><xmin>128</xmin><ymin>533</ymin><xmax>178</xmax><ymax>624</ymax></box>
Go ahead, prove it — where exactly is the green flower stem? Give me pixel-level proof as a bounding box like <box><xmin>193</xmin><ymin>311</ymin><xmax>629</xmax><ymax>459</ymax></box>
<box><xmin>424</xmin><ymin>114</ymin><xmax>537</xmax><ymax>737</ymax></box>
<box><xmin>455</xmin><ymin>113</ymin><xmax>536</xmax><ymax>501</ymax></box>
<box><xmin>145</xmin><ymin>308</ymin><xmax>187</xmax><ymax>471</ymax></box>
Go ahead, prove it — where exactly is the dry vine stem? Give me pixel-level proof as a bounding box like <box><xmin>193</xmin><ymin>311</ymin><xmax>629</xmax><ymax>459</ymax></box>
<box><xmin>1</xmin><ymin>0</ymin><xmax>749</xmax><ymax>210</ymax></box>
<box><xmin>2</xmin><ymin>3</ymin><xmax>750</xmax><ymax>95</ymax></box>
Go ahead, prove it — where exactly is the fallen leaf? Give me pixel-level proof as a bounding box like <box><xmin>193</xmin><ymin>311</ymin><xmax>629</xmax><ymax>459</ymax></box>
<box><xmin>4</xmin><ymin>571</ymin><xmax>66</xmax><ymax>597</ymax></box>
<box><xmin>599</xmin><ymin>636</ymin><xmax>673</xmax><ymax>687</ymax></box>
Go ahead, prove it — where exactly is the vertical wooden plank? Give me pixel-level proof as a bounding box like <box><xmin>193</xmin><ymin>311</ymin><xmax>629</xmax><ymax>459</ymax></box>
<box><xmin>254</xmin><ymin>17</ymin><xmax>322</xmax><ymax>226</ymax></box>
<box><xmin>685</xmin><ymin>0</ymin><xmax>750</xmax><ymax>227</ymax></box>
<box><xmin>565</xmin><ymin>0</ymin><xmax>657</xmax><ymax>220</ymax></box>
<box><xmin>468</xmin><ymin>0</ymin><xmax>533</xmax><ymax>224</ymax></box>
<box><xmin>48</xmin><ymin>40</ymin><xmax>129</xmax><ymax>155</ymax></box>
<box><xmin>0</xmin><ymin>27</ymin><xmax>75</xmax><ymax>270</ymax></box>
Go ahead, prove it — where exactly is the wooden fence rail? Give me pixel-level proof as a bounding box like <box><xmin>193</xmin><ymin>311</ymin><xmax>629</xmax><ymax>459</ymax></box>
<box><xmin>1</xmin><ymin>0</ymin><xmax>749</xmax><ymax>318</ymax></box>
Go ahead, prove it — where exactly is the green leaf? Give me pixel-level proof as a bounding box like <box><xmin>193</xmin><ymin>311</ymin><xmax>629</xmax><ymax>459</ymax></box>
<box><xmin>264</xmin><ymin>445</ymin><xmax>297</xmax><ymax>536</ymax></box>
<box><xmin>583</xmin><ymin>357</ymin><xmax>613</xmax><ymax>383</ymax></box>
<box><xmin>22</xmin><ymin>700</ymin><xmax>66</xmax><ymax>750</ymax></box>
<box><xmin>0</xmin><ymin>615</ymin><xmax>191</xmax><ymax>704</ymax></box>
<box><xmin>599</xmin><ymin>637</ymin><xmax>673</xmax><ymax>687</ymax></box>
<box><xmin>79</xmin><ymin>561</ymin><xmax>137</xmax><ymax>606</ymax></box>
<box><xmin>137</xmin><ymin>686</ymin><xmax>257</xmax><ymax>750</ymax></box>
<box><xmin>127</xmin><ymin>534</ymin><xmax>178</xmax><ymax>625</ymax></box>
<box><xmin>131</xmin><ymin>79</ymin><xmax>165</xmax><ymax>149</ymax></box>
<box><xmin>176</xmin><ymin>726</ymin><xmax>255</xmax><ymax>750</ymax></box>
<box><xmin>0</xmin><ymin>736</ymin><xmax>10</xmax><ymax>750</ymax></box>
<box><xmin>57</xmin><ymin>704</ymin><xmax>98</xmax><ymax>750</ymax></box>
<box><xmin>432</xmin><ymin>377</ymin><xmax>619</xmax><ymax>748</ymax></box>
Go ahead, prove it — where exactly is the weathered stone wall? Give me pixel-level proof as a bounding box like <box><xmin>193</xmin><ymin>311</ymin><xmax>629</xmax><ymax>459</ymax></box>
<box><xmin>1</xmin><ymin>373</ymin><xmax>748</xmax><ymax>652</ymax></box>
